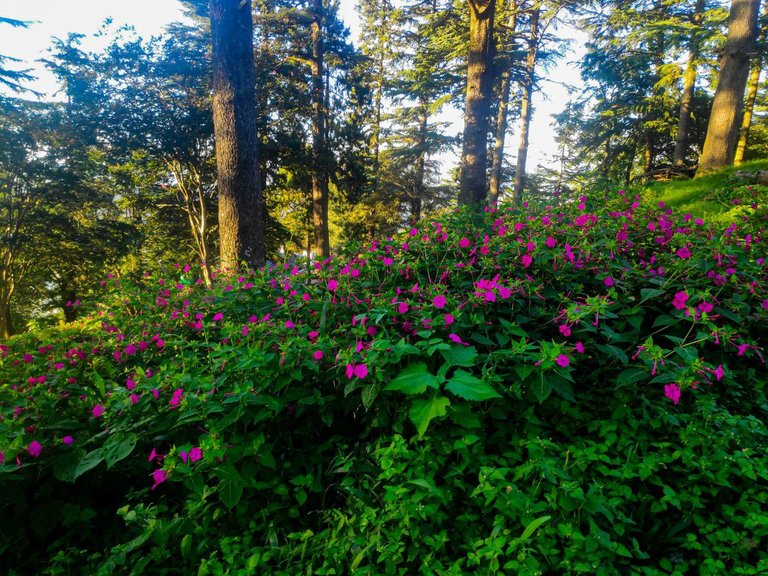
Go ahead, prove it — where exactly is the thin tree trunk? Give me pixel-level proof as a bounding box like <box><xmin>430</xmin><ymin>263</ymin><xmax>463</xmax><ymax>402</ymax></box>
<box><xmin>372</xmin><ymin>46</ymin><xmax>384</xmax><ymax>197</ymax></box>
<box><xmin>411</xmin><ymin>104</ymin><xmax>428</xmax><ymax>222</ymax></box>
<box><xmin>0</xmin><ymin>272</ymin><xmax>14</xmax><ymax>338</ymax></box>
<box><xmin>673</xmin><ymin>0</ymin><xmax>706</xmax><ymax>168</ymax></box>
<box><xmin>512</xmin><ymin>4</ymin><xmax>540</xmax><ymax>205</ymax></box>
<box><xmin>489</xmin><ymin>6</ymin><xmax>518</xmax><ymax>207</ymax></box>
<box><xmin>734</xmin><ymin>1</ymin><xmax>768</xmax><ymax>165</ymax></box>
<box><xmin>210</xmin><ymin>0</ymin><xmax>265</xmax><ymax>270</ymax></box>
<box><xmin>311</xmin><ymin>0</ymin><xmax>330</xmax><ymax>259</ymax></box>
<box><xmin>459</xmin><ymin>0</ymin><xmax>496</xmax><ymax>205</ymax></box>
<box><xmin>643</xmin><ymin>130</ymin><xmax>655</xmax><ymax>174</ymax></box>
<box><xmin>697</xmin><ymin>0</ymin><xmax>761</xmax><ymax>175</ymax></box>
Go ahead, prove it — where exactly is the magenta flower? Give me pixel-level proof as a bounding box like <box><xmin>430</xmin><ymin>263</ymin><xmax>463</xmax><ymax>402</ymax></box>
<box><xmin>313</xmin><ymin>350</ymin><xmax>324</xmax><ymax>361</ymax></box>
<box><xmin>285</xmin><ymin>320</ymin><xmax>295</xmax><ymax>329</ymax></box>
<box><xmin>713</xmin><ymin>365</ymin><xmax>724</xmax><ymax>382</ymax></box>
<box><xmin>397</xmin><ymin>302</ymin><xmax>409</xmax><ymax>314</ymax></box>
<box><xmin>459</xmin><ymin>237</ymin><xmax>470</xmax><ymax>248</ymax></box>
<box><xmin>156</xmin><ymin>339</ymin><xmax>165</xmax><ymax>349</ymax></box>
<box><xmin>170</xmin><ymin>388</ymin><xmax>183</xmax><ymax>407</ymax></box>
<box><xmin>444</xmin><ymin>313</ymin><xmax>455</xmax><ymax>326</ymax></box>
<box><xmin>62</xmin><ymin>436</ymin><xmax>74</xmax><ymax>445</ymax></box>
<box><xmin>353</xmin><ymin>364</ymin><xmax>369</xmax><ymax>379</ymax></box>
<box><xmin>559</xmin><ymin>324</ymin><xmax>571</xmax><ymax>337</ymax></box>
<box><xmin>521</xmin><ymin>254</ymin><xmax>533</xmax><ymax>268</ymax></box>
<box><xmin>555</xmin><ymin>354</ymin><xmax>570</xmax><ymax>368</ymax></box>
<box><xmin>125</xmin><ymin>344</ymin><xmax>137</xmax><ymax>356</ymax></box>
<box><xmin>672</xmin><ymin>291</ymin><xmax>689</xmax><ymax>310</ymax></box>
<box><xmin>189</xmin><ymin>447</ymin><xmax>203</xmax><ymax>462</ymax></box>
<box><xmin>151</xmin><ymin>469</ymin><xmax>167</xmax><ymax>490</ymax></box>
<box><xmin>574</xmin><ymin>342</ymin><xmax>585</xmax><ymax>354</ymax></box>
<box><xmin>603</xmin><ymin>276</ymin><xmax>614</xmax><ymax>287</ymax></box>
<box><xmin>433</xmin><ymin>294</ymin><xmax>447</xmax><ymax>309</ymax></box>
<box><xmin>327</xmin><ymin>279</ymin><xmax>338</xmax><ymax>291</ymax></box>
<box><xmin>545</xmin><ymin>236</ymin><xmax>557</xmax><ymax>248</ymax></box>
<box><xmin>664</xmin><ymin>383</ymin><xmax>681</xmax><ymax>405</ymax></box>
<box><xmin>130</xmin><ymin>394</ymin><xmax>139</xmax><ymax>405</ymax></box>
<box><xmin>676</xmin><ymin>246</ymin><xmax>691</xmax><ymax>259</ymax></box>
<box><xmin>126</xmin><ymin>378</ymin><xmax>136</xmax><ymax>391</ymax></box>
<box><xmin>92</xmin><ymin>404</ymin><xmax>105</xmax><ymax>418</ymax></box>
<box><xmin>345</xmin><ymin>364</ymin><xmax>355</xmax><ymax>379</ymax></box>
<box><xmin>213</xmin><ymin>312</ymin><xmax>224</xmax><ymax>322</ymax></box>
<box><xmin>0</xmin><ymin>452</ymin><xmax>4</xmax><ymax>464</ymax></box>
<box><xmin>28</xmin><ymin>441</ymin><xmax>42</xmax><ymax>457</ymax></box>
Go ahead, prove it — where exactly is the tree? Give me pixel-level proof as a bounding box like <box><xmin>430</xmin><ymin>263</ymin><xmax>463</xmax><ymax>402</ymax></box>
<box><xmin>734</xmin><ymin>0</ymin><xmax>768</xmax><ymax>164</ymax></box>
<box><xmin>209</xmin><ymin>0</ymin><xmax>266</xmax><ymax>269</ymax></box>
<box><xmin>0</xmin><ymin>17</ymin><xmax>35</xmax><ymax>93</ymax></box>
<box><xmin>459</xmin><ymin>0</ymin><xmax>496</xmax><ymax>205</ymax></box>
<box><xmin>310</xmin><ymin>0</ymin><xmax>330</xmax><ymax>259</ymax></box>
<box><xmin>697</xmin><ymin>0</ymin><xmax>762</xmax><ymax>174</ymax></box>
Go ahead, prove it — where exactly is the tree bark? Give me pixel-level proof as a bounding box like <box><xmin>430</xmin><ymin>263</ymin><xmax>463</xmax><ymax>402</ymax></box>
<box><xmin>489</xmin><ymin>5</ymin><xmax>518</xmax><ymax>207</ymax></box>
<box><xmin>459</xmin><ymin>0</ymin><xmax>496</xmax><ymax>206</ymax></box>
<box><xmin>673</xmin><ymin>0</ymin><xmax>706</xmax><ymax>168</ymax></box>
<box><xmin>697</xmin><ymin>0</ymin><xmax>761</xmax><ymax>176</ymax></box>
<box><xmin>734</xmin><ymin>1</ymin><xmax>767</xmax><ymax>165</ymax></box>
<box><xmin>512</xmin><ymin>3</ymin><xmax>539</xmax><ymax>205</ymax></box>
<box><xmin>411</xmin><ymin>103</ymin><xmax>428</xmax><ymax>222</ymax></box>
<box><xmin>210</xmin><ymin>0</ymin><xmax>266</xmax><ymax>270</ymax></box>
<box><xmin>311</xmin><ymin>0</ymin><xmax>330</xmax><ymax>259</ymax></box>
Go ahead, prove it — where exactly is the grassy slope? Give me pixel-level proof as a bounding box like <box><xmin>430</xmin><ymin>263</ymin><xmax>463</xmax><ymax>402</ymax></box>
<box><xmin>640</xmin><ymin>159</ymin><xmax>768</xmax><ymax>223</ymax></box>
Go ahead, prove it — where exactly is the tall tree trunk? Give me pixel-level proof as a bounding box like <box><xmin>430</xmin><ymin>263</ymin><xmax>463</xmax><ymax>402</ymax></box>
<box><xmin>0</xmin><ymin>271</ymin><xmax>14</xmax><ymax>338</ymax></box>
<box><xmin>459</xmin><ymin>0</ymin><xmax>496</xmax><ymax>205</ymax></box>
<box><xmin>210</xmin><ymin>0</ymin><xmax>265</xmax><ymax>270</ymax></box>
<box><xmin>697</xmin><ymin>0</ymin><xmax>761</xmax><ymax>176</ymax></box>
<box><xmin>311</xmin><ymin>0</ymin><xmax>330</xmax><ymax>259</ymax></box>
<box><xmin>372</xmin><ymin>42</ymin><xmax>384</xmax><ymax>198</ymax></box>
<box><xmin>489</xmin><ymin>5</ymin><xmax>518</xmax><ymax>207</ymax></box>
<box><xmin>734</xmin><ymin>1</ymin><xmax>768</xmax><ymax>165</ymax></box>
<box><xmin>411</xmin><ymin>103</ymin><xmax>428</xmax><ymax>222</ymax></box>
<box><xmin>643</xmin><ymin>130</ymin><xmax>655</xmax><ymax>174</ymax></box>
<box><xmin>512</xmin><ymin>3</ymin><xmax>540</xmax><ymax>205</ymax></box>
<box><xmin>673</xmin><ymin>0</ymin><xmax>706</xmax><ymax>168</ymax></box>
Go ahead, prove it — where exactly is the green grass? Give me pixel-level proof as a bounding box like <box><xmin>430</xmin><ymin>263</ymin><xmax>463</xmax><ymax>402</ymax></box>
<box><xmin>641</xmin><ymin>159</ymin><xmax>768</xmax><ymax>224</ymax></box>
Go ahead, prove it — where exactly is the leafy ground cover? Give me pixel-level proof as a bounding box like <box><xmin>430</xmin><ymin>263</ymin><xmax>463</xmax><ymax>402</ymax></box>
<box><xmin>1</xmin><ymin>181</ymin><xmax>767</xmax><ymax>575</ymax></box>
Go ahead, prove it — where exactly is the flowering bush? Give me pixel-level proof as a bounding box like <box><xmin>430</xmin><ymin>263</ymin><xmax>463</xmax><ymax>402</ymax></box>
<box><xmin>1</xmin><ymin>184</ymin><xmax>767</xmax><ymax>574</ymax></box>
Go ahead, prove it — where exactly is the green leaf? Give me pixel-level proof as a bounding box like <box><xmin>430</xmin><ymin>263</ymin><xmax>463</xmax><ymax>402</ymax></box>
<box><xmin>361</xmin><ymin>382</ymin><xmax>381</xmax><ymax>411</ymax></box>
<box><xmin>73</xmin><ymin>449</ymin><xmax>104</xmax><ymax>481</ymax></box>
<box><xmin>616</xmin><ymin>367</ymin><xmax>647</xmax><ymax>386</ymax></box>
<box><xmin>445</xmin><ymin>370</ymin><xmax>501</xmax><ymax>401</ymax></box>
<box><xmin>640</xmin><ymin>288</ymin><xmax>665</xmax><ymax>301</ymax></box>
<box><xmin>218</xmin><ymin>478</ymin><xmax>243</xmax><ymax>510</ymax></box>
<box><xmin>103</xmin><ymin>432</ymin><xmax>137</xmax><ymax>468</ymax></box>
<box><xmin>449</xmin><ymin>404</ymin><xmax>482</xmax><ymax>429</ymax></box>
<box><xmin>440</xmin><ymin>345</ymin><xmax>478</xmax><ymax>368</ymax></box>
<box><xmin>385</xmin><ymin>363</ymin><xmax>440</xmax><ymax>395</ymax></box>
<box><xmin>530</xmin><ymin>374</ymin><xmax>553</xmax><ymax>403</ymax></box>
<box><xmin>409</xmin><ymin>394</ymin><xmax>450</xmax><ymax>437</ymax></box>
<box><xmin>520</xmin><ymin>515</ymin><xmax>551</xmax><ymax>541</ymax></box>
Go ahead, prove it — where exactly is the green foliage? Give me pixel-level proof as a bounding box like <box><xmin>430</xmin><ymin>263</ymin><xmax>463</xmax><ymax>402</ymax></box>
<box><xmin>1</xmin><ymin>177</ymin><xmax>767</xmax><ymax>574</ymax></box>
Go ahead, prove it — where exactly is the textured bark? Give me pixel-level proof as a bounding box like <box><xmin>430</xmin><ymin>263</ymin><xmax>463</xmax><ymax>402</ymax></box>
<box><xmin>643</xmin><ymin>130</ymin><xmax>655</xmax><ymax>175</ymax></box>
<box><xmin>311</xmin><ymin>0</ymin><xmax>330</xmax><ymax>259</ymax></box>
<box><xmin>734</xmin><ymin>1</ymin><xmax>767</xmax><ymax>164</ymax></box>
<box><xmin>459</xmin><ymin>0</ymin><xmax>496</xmax><ymax>205</ymax></box>
<box><xmin>489</xmin><ymin>6</ymin><xmax>518</xmax><ymax>207</ymax></box>
<box><xmin>512</xmin><ymin>4</ymin><xmax>539</xmax><ymax>205</ymax></box>
<box><xmin>697</xmin><ymin>0</ymin><xmax>761</xmax><ymax>175</ymax></box>
<box><xmin>673</xmin><ymin>0</ymin><xmax>706</xmax><ymax>168</ymax></box>
<box><xmin>0</xmin><ymin>280</ymin><xmax>13</xmax><ymax>338</ymax></box>
<box><xmin>210</xmin><ymin>0</ymin><xmax>265</xmax><ymax>270</ymax></box>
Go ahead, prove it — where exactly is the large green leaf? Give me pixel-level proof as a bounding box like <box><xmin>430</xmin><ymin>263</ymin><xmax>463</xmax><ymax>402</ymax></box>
<box><xmin>445</xmin><ymin>370</ymin><xmax>501</xmax><ymax>401</ymax></box>
<box><xmin>73</xmin><ymin>449</ymin><xmax>104</xmax><ymax>481</ymax></box>
<box><xmin>440</xmin><ymin>345</ymin><xmax>478</xmax><ymax>368</ymax></box>
<box><xmin>409</xmin><ymin>394</ymin><xmax>450</xmax><ymax>437</ymax></box>
<box><xmin>216</xmin><ymin>463</ymin><xmax>244</xmax><ymax>509</ymax></box>
<box><xmin>103</xmin><ymin>432</ymin><xmax>137</xmax><ymax>468</ymax></box>
<box><xmin>385</xmin><ymin>363</ymin><xmax>440</xmax><ymax>395</ymax></box>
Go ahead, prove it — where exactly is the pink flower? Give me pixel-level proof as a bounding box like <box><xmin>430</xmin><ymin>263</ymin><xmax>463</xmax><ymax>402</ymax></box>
<box><xmin>353</xmin><ymin>364</ymin><xmax>369</xmax><ymax>379</ymax></box>
<box><xmin>444</xmin><ymin>314</ymin><xmax>455</xmax><ymax>326</ymax></box>
<box><xmin>545</xmin><ymin>236</ymin><xmax>557</xmax><ymax>248</ymax></box>
<box><xmin>448</xmin><ymin>334</ymin><xmax>466</xmax><ymax>345</ymax></box>
<box><xmin>603</xmin><ymin>276</ymin><xmax>614</xmax><ymax>287</ymax></box>
<box><xmin>170</xmin><ymin>388</ymin><xmax>183</xmax><ymax>407</ymax></box>
<box><xmin>28</xmin><ymin>441</ymin><xmax>42</xmax><ymax>457</ymax></box>
<box><xmin>459</xmin><ymin>237</ymin><xmax>471</xmax><ymax>249</ymax></box>
<box><xmin>676</xmin><ymin>246</ymin><xmax>691</xmax><ymax>259</ymax></box>
<box><xmin>664</xmin><ymin>383</ymin><xmax>681</xmax><ymax>405</ymax></box>
<box><xmin>0</xmin><ymin>452</ymin><xmax>4</xmax><ymax>464</ymax></box>
<box><xmin>672</xmin><ymin>291</ymin><xmax>689</xmax><ymax>310</ymax></box>
<box><xmin>125</xmin><ymin>344</ymin><xmax>137</xmax><ymax>356</ymax></box>
<box><xmin>559</xmin><ymin>324</ymin><xmax>571</xmax><ymax>337</ymax></box>
<box><xmin>189</xmin><ymin>447</ymin><xmax>203</xmax><ymax>462</ymax></box>
<box><xmin>92</xmin><ymin>404</ymin><xmax>105</xmax><ymax>418</ymax></box>
<box><xmin>698</xmin><ymin>301</ymin><xmax>713</xmax><ymax>313</ymax></box>
<box><xmin>433</xmin><ymin>294</ymin><xmax>447</xmax><ymax>309</ymax></box>
<box><xmin>62</xmin><ymin>435</ymin><xmax>74</xmax><ymax>445</ymax></box>
<box><xmin>148</xmin><ymin>449</ymin><xmax>158</xmax><ymax>462</ymax></box>
<box><xmin>713</xmin><ymin>365</ymin><xmax>724</xmax><ymax>382</ymax></box>
<box><xmin>130</xmin><ymin>394</ymin><xmax>139</xmax><ymax>404</ymax></box>
<box><xmin>327</xmin><ymin>279</ymin><xmax>338</xmax><ymax>291</ymax></box>
<box><xmin>156</xmin><ymin>339</ymin><xmax>165</xmax><ymax>349</ymax></box>
<box><xmin>126</xmin><ymin>378</ymin><xmax>136</xmax><ymax>391</ymax></box>
<box><xmin>397</xmin><ymin>302</ymin><xmax>409</xmax><ymax>314</ymax></box>
<box><xmin>313</xmin><ymin>350</ymin><xmax>324</xmax><ymax>361</ymax></box>
<box><xmin>574</xmin><ymin>342</ymin><xmax>585</xmax><ymax>354</ymax></box>
<box><xmin>521</xmin><ymin>254</ymin><xmax>533</xmax><ymax>268</ymax></box>
<box><xmin>285</xmin><ymin>320</ymin><xmax>295</xmax><ymax>329</ymax></box>
<box><xmin>179</xmin><ymin>451</ymin><xmax>188</xmax><ymax>463</ymax></box>
<box><xmin>151</xmin><ymin>469</ymin><xmax>167</xmax><ymax>490</ymax></box>
<box><xmin>212</xmin><ymin>312</ymin><xmax>224</xmax><ymax>322</ymax></box>
<box><xmin>555</xmin><ymin>354</ymin><xmax>570</xmax><ymax>368</ymax></box>
<box><xmin>345</xmin><ymin>364</ymin><xmax>355</xmax><ymax>379</ymax></box>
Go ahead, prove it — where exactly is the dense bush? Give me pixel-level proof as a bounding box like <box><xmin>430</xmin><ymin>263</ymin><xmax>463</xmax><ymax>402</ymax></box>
<box><xmin>1</xmin><ymin>185</ymin><xmax>767</xmax><ymax>575</ymax></box>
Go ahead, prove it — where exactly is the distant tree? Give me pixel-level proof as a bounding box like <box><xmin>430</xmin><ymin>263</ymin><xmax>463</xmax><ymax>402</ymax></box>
<box><xmin>459</xmin><ymin>0</ymin><xmax>496</xmax><ymax>205</ymax></box>
<box><xmin>0</xmin><ymin>17</ymin><xmax>35</xmax><ymax>93</ymax></box>
<box><xmin>697</xmin><ymin>0</ymin><xmax>762</xmax><ymax>174</ymax></box>
<box><xmin>209</xmin><ymin>0</ymin><xmax>266</xmax><ymax>269</ymax></box>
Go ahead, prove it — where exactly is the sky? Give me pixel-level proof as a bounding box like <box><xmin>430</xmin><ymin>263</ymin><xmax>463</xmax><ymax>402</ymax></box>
<box><xmin>0</xmin><ymin>0</ymin><xmax>584</xmax><ymax>173</ymax></box>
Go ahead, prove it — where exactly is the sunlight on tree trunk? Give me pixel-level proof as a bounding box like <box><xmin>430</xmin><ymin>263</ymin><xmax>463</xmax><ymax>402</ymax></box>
<box><xmin>459</xmin><ymin>0</ymin><xmax>496</xmax><ymax>206</ymax></box>
<box><xmin>734</xmin><ymin>1</ymin><xmax>767</xmax><ymax>165</ymax></box>
<box><xmin>311</xmin><ymin>0</ymin><xmax>330</xmax><ymax>259</ymax></box>
<box><xmin>210</xmin><ymin>0</ymin><xmax>265</xmax><ymax>270</ymax></box>
<box><xmin>697</xmin><ymin>0</ymin><xmax>761</xmax><ymax>176</ymax></box>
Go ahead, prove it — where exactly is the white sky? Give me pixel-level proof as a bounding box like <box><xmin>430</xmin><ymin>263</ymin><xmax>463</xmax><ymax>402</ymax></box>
<box><xmin>0</xmin><ymin>0</ymin><xmax>584</xmax><ymax>172</ymax></box>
